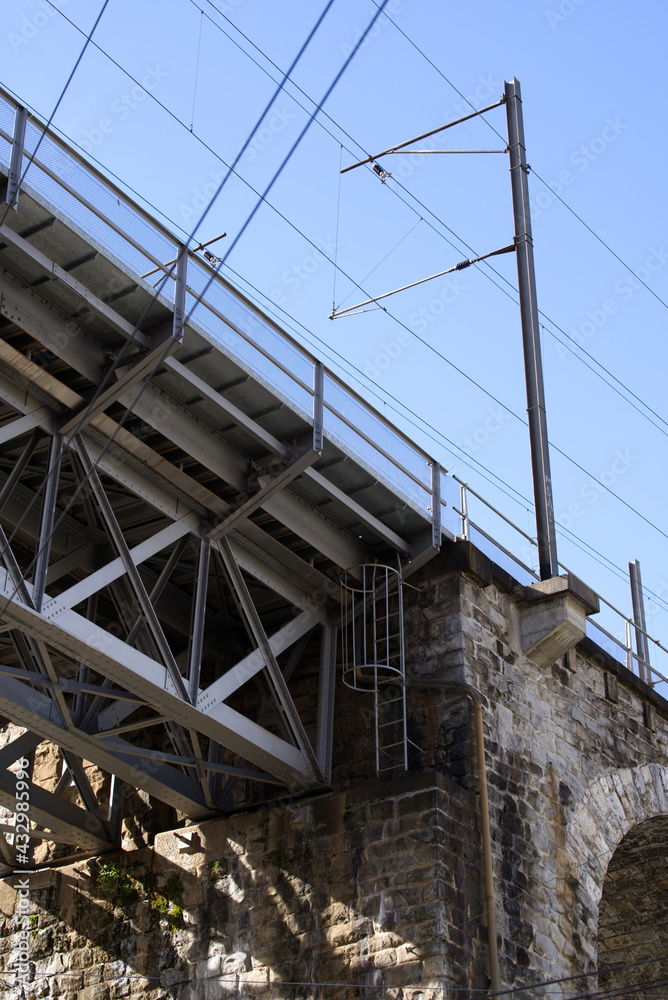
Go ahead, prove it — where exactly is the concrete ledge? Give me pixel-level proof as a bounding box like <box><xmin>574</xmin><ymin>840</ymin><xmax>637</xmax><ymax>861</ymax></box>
<box><xmin>520</xmin><ymin>574</ymin><xmax>600</xmax><ymax>667</ymax></box>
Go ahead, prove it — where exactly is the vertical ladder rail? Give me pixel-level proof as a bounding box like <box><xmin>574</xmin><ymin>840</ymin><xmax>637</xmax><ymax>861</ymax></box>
<box><xmin>342</xmin><ymin>564</ymin><xmax>408</xmax><ymax>775</ymax></box>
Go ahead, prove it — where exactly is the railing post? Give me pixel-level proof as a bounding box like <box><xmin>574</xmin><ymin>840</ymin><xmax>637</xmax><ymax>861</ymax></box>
<box><xmin>460</xmin><ymin>483</ymin><xmax>470</xmax><ymax>541</ymax></box>
<box><xmin>173</xmin><ymin>243</ymin><xmax>187</xmax><ymax>343</ymax></box>
<box><xmin>313</xmin><ymin>361</ymin><xmax>324</xmax><ymax>454</ymax></box>
<box><xmin>1</xmin><ymin>105</ymin><xmax>27</xmax><ymax>211</ymax></box>
<box><xmin>625</xmin><ymin>619</ymin><xmax>634</xmax><ymax>674</ymax></box>
<box><xmin>431</xmin><ymin>461</ymin><xmax>441</xmax><ymax>550</ymax></box>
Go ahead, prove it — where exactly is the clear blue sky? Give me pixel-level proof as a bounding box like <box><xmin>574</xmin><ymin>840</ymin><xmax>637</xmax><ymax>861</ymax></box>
<box><xmin>1</xmin><ymin>0</ymin><xmax>667</xmax><ymax>676</ymax></box>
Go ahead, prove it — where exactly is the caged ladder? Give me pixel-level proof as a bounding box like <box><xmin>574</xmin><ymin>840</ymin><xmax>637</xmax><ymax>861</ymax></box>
<box><xmin>341</xmin><ymin>563</ymin><xmax>408</xmax><ymax>774</ymax></box>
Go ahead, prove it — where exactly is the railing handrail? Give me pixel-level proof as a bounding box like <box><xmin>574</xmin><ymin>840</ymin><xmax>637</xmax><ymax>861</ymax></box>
<box><xmin>0</xmin><ymin>86</ymin><xmax>438</xmax><ymax>491</ymax></box>
<box><xmin>2</xmin><ymin>85</ymin><xmax>666</xmax><ymax>692</ymax></box>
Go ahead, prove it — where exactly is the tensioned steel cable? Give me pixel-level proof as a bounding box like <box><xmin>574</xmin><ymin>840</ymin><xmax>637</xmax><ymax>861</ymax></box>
<box><xmin>201</xmin><ymin>0</ymin><xmax>668</xmax><ymax>433</ymax></box>
<box><xmin>389</xmin><ymin>174</ymin><xmax>668</xmax><ymax>438</ymax></box>
<box><xmin>35</xmin><ymin>0</ymin><xmax>337</xmax><ymax>443</ymax></box>
<box><xmin>15</xmin><ymin>9</ymin><xmax>668</xmax><ymax>586</ymax></box>
<box><xmin>4</xmin><ymin>96</ymin><xmax>644</xmax><ymax>605</ymax></box>
<box><xmin>368</xmin><ymin>0</ymin><xmax>668</xmax><ymax>315</ymax></box>
<box><xmin>0</xmin><ymin>0</ymin><xmax>109</xmax><ymax>232</ymax></box>
<box><xmin>0</xmin><ymin>0</ymin><xmax>353</xmax><ymax>622</ymax></box>
<box><xmin>44</xmin><ymin>1</ymin><xmax>668</xmax><ymax>451</ymax></box>
<box><xmin>173</xmin><ymin>4</ymin><xmax>668</xmax><ymax>546</ymax></box>
<box><xmin>223</xmin><ymin>265</ymin><xmax>668</xmax><ymax>612</ymax></box>
<box><xmin>0</xmin><ymin>2</ymin><xmax>398</xmax><ymax>642</ymax></box>
<box><xmin>200</xmin><ymin>0</ymin><xmax>667</xmax><ymax>427</ymax></box>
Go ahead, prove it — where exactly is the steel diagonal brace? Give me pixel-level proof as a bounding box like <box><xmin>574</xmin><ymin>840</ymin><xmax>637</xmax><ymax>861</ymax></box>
<box><xmin>195</xmin><ymin>606</ymin><xmax>322</xmax><ymax>712</ymax></box>
<box><xmin>32</xmin><ymin>433</ymin><xmax>63</xmax><ymax>612</ymax></box>
<box><xmin>56</xmin><ymin>752</ymin><xmax>113</xmax><ymax>843</ymax></box>
<box><xmin>0</xmin><ymin>579</ymin><xmax>315</xmax><ymax>788</ymax></box>
<box><xmin>42</xmin><ymin>518</ymin><xmax>191</xmax><ymax>620</ymax></box>
<box><xmin>0</xmin><ymin>675</ymin><xmax>209</xmax><ymax>818</ymax></box>
<box><xmin>207</xmin><ymin>448</ymin><xmax>320</xmax><ymax>543</ymax></box>
<box><xmin>73</xmin><ymin>435</ymin><xmax>191</xmax><ymax>704</ymax></box>
<box><xmin>218</xmin><ymin>538</ymin><xmax>323</xmax><ymax>784</ymax></box>
<box><xmin>0</xmin><ymin>769</ymin><xmax>114</xmax><ymax>852</ymax></box>
<box><xmin>59</xmin><ymin>338</ymin><xmax>181</xmax><ymax>440</ymax></box>
<box><xmin>0</xmin><ymin>411</ymin><xmax>44</xmax><ymax>446</ymax></box>
<box><xmin>61</xmin><ymin>245</ymin><xmax>186</xmax><ymax>439</ymax></box>
<box><xmin>0</xmin><ymin>548</ymin><xmax>74</xmax><ymax>731</ymax></box>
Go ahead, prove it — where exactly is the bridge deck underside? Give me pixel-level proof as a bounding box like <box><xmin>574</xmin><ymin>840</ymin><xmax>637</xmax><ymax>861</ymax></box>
<box><xmin>0</xmin><ymin>172</ymin><xmax>439</xmax><ymax>871</ymax></box>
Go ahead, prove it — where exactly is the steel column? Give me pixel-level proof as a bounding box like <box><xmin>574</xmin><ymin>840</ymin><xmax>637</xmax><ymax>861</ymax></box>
<box><xmin>316</xmin><ymin>625</ymin><xmax>337</xmax><ymax>784</ymax></box>
<box><xmin>505</xmin><ymin>77</ymin><xmax>558</xmax><ymax>580</ymax></box>
<box><xmin>188</xmin><ymin>535</ymin><xmax>211</xmax><ymax>702</ymax></box>
<box><xmin>32</xmin><ymin>433</ymin><xmax>63</xmax><ymax>611</ymax></box>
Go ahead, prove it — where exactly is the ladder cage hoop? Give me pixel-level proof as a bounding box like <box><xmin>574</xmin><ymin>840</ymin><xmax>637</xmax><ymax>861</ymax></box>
<box><xmin>340</xmin><ymin>563</ymin><xmax>408</xmax><ymax>774</ymax></box>
<box><xmin>340</xmin><ymin>563</ymin><xmax>405</xmax><ymax>691</ymax></box>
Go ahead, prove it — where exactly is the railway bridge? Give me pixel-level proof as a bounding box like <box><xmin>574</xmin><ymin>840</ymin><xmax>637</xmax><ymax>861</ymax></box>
<box><xmin>0</xmin><ymin>90</ymin><xmax>665</xmax><ymax>999</ymax></box>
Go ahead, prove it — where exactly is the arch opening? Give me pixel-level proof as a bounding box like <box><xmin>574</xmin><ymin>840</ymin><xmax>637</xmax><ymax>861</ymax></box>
<box><xmin>597</xmin><ymin>815</ymin><xmax>668</xmax><ymax>997</ymax></box>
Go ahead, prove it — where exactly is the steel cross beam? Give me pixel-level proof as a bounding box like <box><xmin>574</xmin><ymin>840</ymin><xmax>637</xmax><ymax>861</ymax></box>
<box><xmin>0</xmin><ymin>769</ymin><xmax>114</xmax><ymax>852</ymax></box>
<box><xmin>0</xmin><ymin>578</ymin><xmax>318</xmax><ymax>788</ymax></box>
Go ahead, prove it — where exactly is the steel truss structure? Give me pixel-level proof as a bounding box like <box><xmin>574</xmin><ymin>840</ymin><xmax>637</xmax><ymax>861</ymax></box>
<box><xmin>0</xmin><ymin>91</ymin><xmax>447</xmax><ymax>871</ymax></box>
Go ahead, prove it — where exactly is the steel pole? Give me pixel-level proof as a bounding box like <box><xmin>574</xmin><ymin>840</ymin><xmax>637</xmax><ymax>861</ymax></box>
<box><xmin>629</xmin><ymin>559</ymin><xmax>651</xmax><ymax>683</ymax></box>
<box><xmin>505</xmin><ymin>78</ymin><xmax>558</xmax><ymax>580</ymax></box>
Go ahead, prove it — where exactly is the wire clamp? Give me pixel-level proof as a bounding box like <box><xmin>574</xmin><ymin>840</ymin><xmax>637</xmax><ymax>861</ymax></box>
<box><xmin>372</xmin><ymin>162</ymin><xmax>391</xmax><ymax>184</ymax></box>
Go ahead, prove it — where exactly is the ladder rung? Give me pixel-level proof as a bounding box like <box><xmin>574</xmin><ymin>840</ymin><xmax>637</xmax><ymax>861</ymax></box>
<box><xmin>378</xmin><ymin>760</ymin><xmax>405</xmax><ymax>772</ymax></box>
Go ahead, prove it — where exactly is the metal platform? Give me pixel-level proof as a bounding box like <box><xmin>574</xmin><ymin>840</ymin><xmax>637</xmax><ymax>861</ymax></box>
<box><xmin>0</xmin><ymin>89</ymin><xmax>451</xmax><ymax>869</ymax></box>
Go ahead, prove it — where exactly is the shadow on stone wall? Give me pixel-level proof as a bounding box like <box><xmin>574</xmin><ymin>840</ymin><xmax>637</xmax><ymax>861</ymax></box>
<box><xmin>0</xmin><ymin>774</ymin><xmax>488</xmax><ymax>1000</ymax></box>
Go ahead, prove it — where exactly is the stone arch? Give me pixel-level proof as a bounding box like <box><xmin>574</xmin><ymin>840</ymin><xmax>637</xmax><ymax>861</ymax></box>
<box><xmin>597</xmin><ymin>814</ymin><xmax>668</xmax><ymax>995</ymax></box>
<box><xmin>563</xmin><ymin>764</ymin><xmax>668</xmax><ymax>975</ymax></box>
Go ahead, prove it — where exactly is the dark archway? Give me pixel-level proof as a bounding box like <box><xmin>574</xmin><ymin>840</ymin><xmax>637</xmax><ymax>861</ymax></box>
<box><xmin>598</xmin><ymin>815</ymin><xmax>668</xmax><ymax>997</ymax></box>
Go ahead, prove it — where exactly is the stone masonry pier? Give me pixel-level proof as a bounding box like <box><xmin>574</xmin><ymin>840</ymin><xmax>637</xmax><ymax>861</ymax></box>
<box><xmin>1</xmin><ymin>538</ymin><xmax>667</xmax><ymax>1000</ymax></box>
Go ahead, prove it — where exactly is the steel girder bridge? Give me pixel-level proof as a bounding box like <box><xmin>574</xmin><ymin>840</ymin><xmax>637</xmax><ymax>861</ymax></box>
<box><xmin>0</xmin><ymin>90</ymin><xmax>449</xmax><ymax>872</ymax></box>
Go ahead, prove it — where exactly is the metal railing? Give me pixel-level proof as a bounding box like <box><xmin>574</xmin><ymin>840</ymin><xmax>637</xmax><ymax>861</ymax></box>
<box><xmin>1</xmin><ymin>88</ymin><xmax>666</xmax><ymax>695</ymax></box>
<box><xmin>455</xmin><ymin>479</ymin><xmax>668</xmax><ymax>692</ymax></box>
<box><xmin>0</xmin><ymin>89</ymin><xmax>438</xmax><ymax>522</ymax></box>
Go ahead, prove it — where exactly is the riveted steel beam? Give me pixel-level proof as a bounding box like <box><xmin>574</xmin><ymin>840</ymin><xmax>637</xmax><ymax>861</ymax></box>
<box><xmin>0</xmin><ymin>581</ymin><xmax>317</xmax><ymax>787</ymax></box>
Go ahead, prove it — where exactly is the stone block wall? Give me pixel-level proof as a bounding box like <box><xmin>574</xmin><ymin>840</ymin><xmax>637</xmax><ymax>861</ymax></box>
<box><xmin>1</xmin><ymin>539</ymin><xmax>668</xmax><ymax>998</ymax></box>
<box><xmin>403</xmin><ymin>543</ymin><xmax>668</xmax><ymax>992</ymax></box>
<box><xmin>0</xmin><ymin>772</ymin><xmax>486</xmax><ymax>999</ymax></box>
